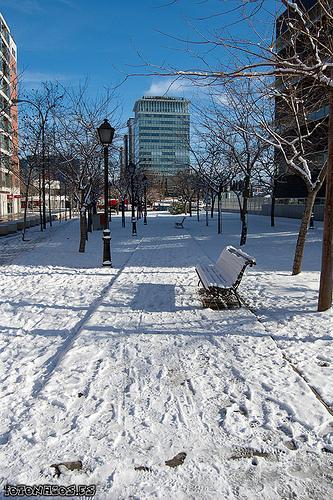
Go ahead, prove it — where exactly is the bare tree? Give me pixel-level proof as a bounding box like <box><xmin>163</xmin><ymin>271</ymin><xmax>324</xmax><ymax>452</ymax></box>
<box><xmin>173</xmin><ymin>168</ymin><xmax>197</xmax><ymax>216</ymax></box>
<box><xmin>198</xmin><ymin>85</ymin><xmax>270</xmax><ymax>244</ymax></box>
<box><xmin>53</xmin><ymin>84</ymin><xmax>119</xmax><ymax>253</ymax></box>
<box><xmin>251</xmin><ymin>79</ymin><xmax>328</xmax><ymax>274</ymax></box>
<box><xmin>144</xmin><ymin>0</ymin><xmax>333</xmax><ymax>310</ymax></box>
<box><xmin>191</xmin><ymin>126</ymin><xmax>236</xmax><ymax>234</ymax></box>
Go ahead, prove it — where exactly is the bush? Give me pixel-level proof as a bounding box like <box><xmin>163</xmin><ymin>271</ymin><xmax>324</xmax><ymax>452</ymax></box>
<box><xmin>169</xmin><ymin>201</ymin><xmax>185</xmax><ymax>215</ymax></box>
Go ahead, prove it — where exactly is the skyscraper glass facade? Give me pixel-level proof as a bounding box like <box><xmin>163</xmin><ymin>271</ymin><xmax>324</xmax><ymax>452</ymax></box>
<box><xmin>133</xmin><ymin>96</ymin><xmax>190</xmax><ymax>178</ymax></box>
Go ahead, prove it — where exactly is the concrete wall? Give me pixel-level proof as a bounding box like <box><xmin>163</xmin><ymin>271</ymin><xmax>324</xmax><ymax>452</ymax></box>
<box><xmin>221</xmin><ymin>197</ymin><xmax>324</xmax><ymax>221</ymax></box>
<box><xmin>261</xmin><ymin>203</ymin><xmax>324</xmax><ymax>220</ymax></box>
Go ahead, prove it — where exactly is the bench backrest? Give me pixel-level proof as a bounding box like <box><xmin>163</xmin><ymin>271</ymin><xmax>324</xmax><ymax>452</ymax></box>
<box><xmin>215</xmin><ymin>246</ymin><xmax>256</xmax><ymax>288</ymax></box>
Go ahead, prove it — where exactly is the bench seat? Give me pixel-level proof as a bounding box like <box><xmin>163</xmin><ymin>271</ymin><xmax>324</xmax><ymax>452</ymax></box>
<box><xmin>196</xmin><ymin>263</ymin><xmax>230</xmax><ymax>289</ymax></box>
<box><xmin>195</xmin><ymin>246</ymin><xmax>256</xmax><ymax>307</ymax></box>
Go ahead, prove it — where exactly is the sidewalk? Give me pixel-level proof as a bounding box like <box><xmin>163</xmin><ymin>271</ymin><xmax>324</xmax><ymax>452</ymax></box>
<box><xmin>0</xmin><ymin>214</ymin><xmax>332</xmax><ymax>499</ymax></box>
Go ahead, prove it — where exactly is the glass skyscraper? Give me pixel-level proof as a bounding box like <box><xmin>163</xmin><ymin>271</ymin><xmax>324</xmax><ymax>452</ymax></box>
<box><xmin>132</xmin><ymin>96</ymin><xmax>190</xmax><ymax>179</ymax></box>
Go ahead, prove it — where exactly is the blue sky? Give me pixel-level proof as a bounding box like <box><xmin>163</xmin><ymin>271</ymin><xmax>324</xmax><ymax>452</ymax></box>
<box><xmin>0</xmin><ymin>0</ymin><xmax>277</xmax><ymax>123</ymax></box>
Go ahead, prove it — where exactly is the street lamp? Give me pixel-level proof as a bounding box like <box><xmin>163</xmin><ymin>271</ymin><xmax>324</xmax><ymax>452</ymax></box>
<box><xmin>97</xmin><ymin>119</ymin><xmax>115</xmax><ymax>266</ymax></box>
<box><xmin>142</xmin><ymin>174</ymin><xmax>148</xmax><ymax>225</ymax></box>
<box><xmin>128</xmin><ymin>161</ymin><xmax>137</xmax><ymax>236</ymax></box>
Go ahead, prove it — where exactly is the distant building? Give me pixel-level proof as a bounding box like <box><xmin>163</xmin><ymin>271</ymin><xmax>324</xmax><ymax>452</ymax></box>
<box><xmin>132</xmin><ymin>96</ymin><xmax>190</xmax><ymax>183</ymax></box>
<box><xmin>0</xmin><ymin>13</ymin><xmax>19</xmax><ymax>218</ymax></box>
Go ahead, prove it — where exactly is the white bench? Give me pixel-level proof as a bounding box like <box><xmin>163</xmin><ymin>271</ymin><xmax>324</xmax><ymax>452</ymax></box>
<box><xmin>175</xmin><ymin>217</ymin><xmax>186</xmax><ymax>229</ymax></box>
<box><xmin>195</xmin><ymin>245</ymin><xmax>256</xmax><ymax>307</ymax></box>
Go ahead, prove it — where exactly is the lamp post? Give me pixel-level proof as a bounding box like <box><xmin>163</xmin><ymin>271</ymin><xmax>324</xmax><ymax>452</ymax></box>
<box><xmin>128</xmin><ymin>161</ymin><xmax>137</xmax><ymax>236</ymax></box>
<box><xmin>142</xmin><ymin>174</ymin><xmax>148</xmax><ymax>225</ymax></box>
<box><xmin>13</xmin><ymin>98</ymin><xmax>56</xmax><ymax>230</ymax></box>
<box><xmin>97</xmin><ymin>119</ymin><xmax>115</xmax><ymax>266</ymax></box>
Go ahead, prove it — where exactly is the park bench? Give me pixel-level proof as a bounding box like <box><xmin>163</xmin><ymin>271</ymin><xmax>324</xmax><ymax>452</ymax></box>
<box><xmin>175</xmin><ymin>216</ymin><xmax>186</xmax><ymax>229</ymax></box>
<box><xmin>195</xmin><ymin>245</ymin><xmax>256</xmax><ymax>307</ymax></box>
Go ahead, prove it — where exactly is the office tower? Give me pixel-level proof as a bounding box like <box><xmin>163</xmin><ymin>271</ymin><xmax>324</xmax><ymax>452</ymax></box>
<box><xmin>0</xmin><ymin>13</ymin><xmax>19</xmax><ymax>217</ymax></box>
<box><xmin>132</xmin><ymin>96</ymin><xmax>190</xmax><ymax>183</ymax></box>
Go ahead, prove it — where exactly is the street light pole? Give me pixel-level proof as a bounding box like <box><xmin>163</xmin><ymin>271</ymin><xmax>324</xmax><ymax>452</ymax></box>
<box><xmin>104</xmin><ymin>146</ymin><xmax>109</xmax><ymax>232</ymax></box>
<box><xmin>143</xmin><ymin>174</ymin><xmax>148</xmax><ymax>225</ymax></box>
<box><xmin>103</xmin><ymin>145</ymin><xmax>111</xmax><ymax>265</ymax></box>
<box><xmin>97</xmin><ymin>119</ymin><xmax>115</xmax><ymax>267</ymax></box>
<box><xmin>129</xmin><ymin>162</ymin><xmax>137</xmax><ymax>236</ymax></box>
<box><xmin>41</xmin><ymin>122</ymin><xmax>46</xmax><ymax>229</ymax></box>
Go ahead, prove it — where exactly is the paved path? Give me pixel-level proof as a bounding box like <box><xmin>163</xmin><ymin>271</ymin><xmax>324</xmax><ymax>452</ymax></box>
<box><xmin>0</xmin><ymin>216</ymin><xmax>332</xmax><ymax>499</ymax></box>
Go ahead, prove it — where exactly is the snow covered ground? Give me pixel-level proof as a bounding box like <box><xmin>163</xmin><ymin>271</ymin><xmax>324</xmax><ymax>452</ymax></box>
<box><xmin>0</xmin><ymin>212</ymin><xmax>332</xmax><ymax>499</ymax></box>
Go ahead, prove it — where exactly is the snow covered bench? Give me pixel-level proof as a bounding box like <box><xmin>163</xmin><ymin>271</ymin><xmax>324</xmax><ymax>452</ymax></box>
<box><xmin>175</xmin><ymin>217</ymin><xmax>186</xmax><ymax>229</ymax></box>
<box><xmin>196</xmin><ymin>246</ymin><xmax>256</xmax><ymax>307</ymax></box>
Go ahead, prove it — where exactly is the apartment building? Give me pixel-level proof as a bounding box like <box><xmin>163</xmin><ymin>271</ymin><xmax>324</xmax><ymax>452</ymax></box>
<box><xmin>0</xmin><ymin>13</ymin><xmax>19</xmax><ymax>218</ymax></box>
<box><xmin>274</xmin><ymin>0</ymin><xmax>327</xmax><ymax>201</ymax></box>
<box><xmin>132</xmin><ymin>96</ymin><xmax>190</xmax><ymax>182</ymax></box>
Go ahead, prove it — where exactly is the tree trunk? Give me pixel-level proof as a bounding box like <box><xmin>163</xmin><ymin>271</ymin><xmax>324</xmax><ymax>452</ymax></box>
<box><xmin>87</xmin><ymin>205</ymin><xmax>92</xmax><ymax>233</ymax></box>
<box><xmin>318</xmin><ymin>86</ymin><xmax>333</xmax><ymax>310</ymax></box>
<box><xmin>189</xmin><ymin>199</ymin><xmax>192</xmax><ymax>217</ymax></box>
<box><xmin>22</xmin><ymin>168</ymin><xmax>32</xmax><ymax>241</ymax></box>
<box><xmin>38</xmin><ymin>173</ymin><xmax>43</xmax><ymax>232</ymax></box>
<box><xmin>271</xmin><ymin>180</ymin><xmax>277</xmax><ymax>228</ymax></box>
<box><xmin>217</xmin><ymin>191</ymin><xmax>222</xmax><ymax>234</ymax></box>
<box><xmin>292</xmin><ymin>190</ymin><xmax>317</xmax><ymax>275</ymax></box>
<box><xmin>64</xmin><ymin>184</ymin><xmax>67</xmax><ymax>221</ymax></box>
<box><xmin>197</xmin><ymin>191</ymin><xmax>200</xmax><ymax>221</ymax></box>
<box><xmin>79</xmin><ymin>209</ymin><xmax>87</xmax><ymax>252</ymax></box>
<box><xmin>48</xmin><ymin>162</ymin><xmax>52</xmax><ymax>227</ymax></box>
<box><xmin>22</xmin><ymin>192</ymin><xmax>29</xmax><ymax>242</ymax></box>
<box><xmin>206</xmin><ymin>196</ymin><xmax>209</xmax><ymax>226</ymax></box>
<box><xmin>122</xmin><ymin>198</ymin><xmax>126</xmax><ymax>228</ymax></box>
<box><xmin>211</xmin><ymin>192</ymin><xmax>216</xmax><ymax>218</ymax></box>
<box><xmin>240</xmin><ymin>208</ymin><xmax>248</xmax><ymax>246</ymax></box>
<box><xmin>240</xmin><ymin>177</ymin><xmax>250</xmax><ymax>246</ymax></box>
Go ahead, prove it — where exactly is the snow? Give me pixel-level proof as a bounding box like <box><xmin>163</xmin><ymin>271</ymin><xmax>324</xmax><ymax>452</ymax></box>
<box><xmin>0</xmin><ymin>212</ymin><xmax>332</xmax><ymax>499</ymax></box>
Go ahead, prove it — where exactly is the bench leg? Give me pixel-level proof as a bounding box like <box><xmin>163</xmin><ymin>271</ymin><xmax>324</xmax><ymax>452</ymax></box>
<box><xmin>233</xmin><ymin>289</ymin><xmax>242</xmax><ymax>307</ymax></box>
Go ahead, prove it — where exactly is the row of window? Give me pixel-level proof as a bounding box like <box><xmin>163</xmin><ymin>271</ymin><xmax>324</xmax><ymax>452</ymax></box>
<box><xmin>136</xmin><ymin>115</ymin><xmax>190</xmax><ymax>126</ymax></box>
<box><xmin>0</xmin><ymin>134</ymin><xmax>11</xmax><ymax>152</ymax></box>
<box><xmin>140</xmin><ymin>138</ymin><xmax>188</xmax><ymax>144</ymax></box>
<box><xmin>0</xmin><ymin>44</ymin><xmax>10</xmax><ymax>64</ymax></box>
<box><xmin>139</xmin><ymin>132</ymin><xmax>188</xmax><ymax>138</ymax></box>
<box><xmin>139</xmin><ymin>144</ymin><xmax>187</xmax><ymax>151</ymax></box>
<box><xmin>0</xmin><ymin>23</ymin><xmax>11</xmax><ymax>45</ymax></box>
<box><xmin>0</xmin><ymin>115</ymin><xmax>11</xmax><ymax>133</ymax></box>
<box><xmin>138</xmin><ymin>125</ymin><xmax>188</xmax><ymax>131</ymax></box>
<box><xmin>135</xmin><ymin>102</ymin><xmax>189</xmax><ymax>114</ymax></box>
<box><xmin>137</xmin><ymin>113</ymin><xmax>189</xmax><ymax>119</ymax></box>
<box><xmin>0</xmin><ymin>152</ymin><xmax>10</xmax><ymax>169</ymax></box>
<box><xmin>1</xmin><ymin>79</ymin><xmax>10</xmax><ymax>98</ymax></box>
<box><xmin>140</xmin><ymin>163</ymin><xmax>189</xmax><ymax>170</ymax></box>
